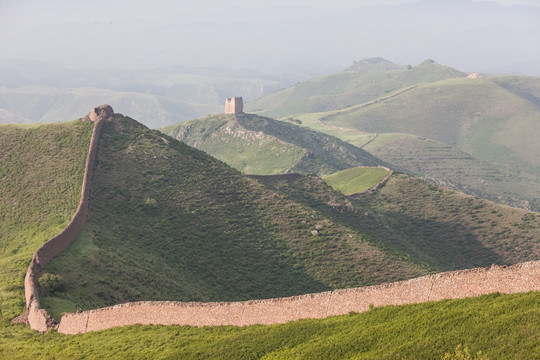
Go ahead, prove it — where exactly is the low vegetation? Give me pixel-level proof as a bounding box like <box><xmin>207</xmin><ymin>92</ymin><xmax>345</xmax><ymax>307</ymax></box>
<box><xmin>260</xmin><ymin>173</ymin><xmax>540</xmax><ymax>271</ymax></box>
<box><xmin>42</xmin><ymin>117</ymin><xmax>425</xmax><ymax>319</ymax></box>
<box><xmin>323</xmin><ymin>167</ymin><xmax>389</xmax><ymax>195</ymax></box>
<box><xmin>246</xmin><ymin>58</ymin><xmax>465</xmax><ymax>118</ymax></box>
<box><xmin>1</xmin><ymin>292</ymin><xmax>538</xmax><ymax>359</ymax></box>
<box><xmin>0</xmin><ymin>121</ymin><xmax>92</xmax><ymax>319</ymax></box>
<box><xmin>162</xmin><ymin>113</ymin><xmax>382</xmax><ymax>176</ymax></box>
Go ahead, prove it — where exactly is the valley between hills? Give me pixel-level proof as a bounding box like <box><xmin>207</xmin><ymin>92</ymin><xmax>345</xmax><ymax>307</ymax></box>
<box><xmin>1</xmin><ymin>58</ymin><xmax>539</xmax><ymax>359</ymax></box>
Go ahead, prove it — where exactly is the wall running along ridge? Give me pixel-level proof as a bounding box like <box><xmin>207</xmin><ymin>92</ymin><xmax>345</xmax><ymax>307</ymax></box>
<box><xmin>57</xmin><ymin>261</ymin><xmax>539</xmax><ymax>334</ymax></box>
<box><xmin>20</xmin><ymin>106</ymin><xmax>540</xmax><ymax>334</ymax></box>
<box><xmin>23</xmin><ymin>105</ymin><xmax>111</xmax><ymax>332</ymax></box>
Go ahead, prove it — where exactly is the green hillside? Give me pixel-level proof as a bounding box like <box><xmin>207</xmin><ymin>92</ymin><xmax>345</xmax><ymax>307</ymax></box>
<box><xmin>320</xmin><ymin>76</ymin><xmax>540</xmax><ymax>178</ymax></box>
<box><xmin>323</xmin><ymin>167</ymin><xmax>389</xmax><ymax>195</ymax></box>
<box><xmin>2</xmin><ymin>292</ymin><xmax>538</xmax><ymax>359</ymax></box>
<box><xmin>246</xmin><ymin>58</ymin><xmax>466</xmax><ymax>118</ymax></box>
<box><xmin>162</xmin><ymin>113</ymin><xmax>383</xmax><ymax>176</ymax></box>
<box><xmin>41</xmin><ymin>116</ymin><xmax>425</xmax><ymax>319</ymax></box>
<box><xmin>0</xmin><ymin>121</ymin><xmax>93</xmax><ymax>319</ymax></box>
<box><xmin>363</xmin><ymin>133</ymin><xmax>540</xmax><ymax>211</ymax></box>
<box><xmin>257</xmin><ymin>173</ymin><xmax>540</xmax><ymax>271</ymax></box>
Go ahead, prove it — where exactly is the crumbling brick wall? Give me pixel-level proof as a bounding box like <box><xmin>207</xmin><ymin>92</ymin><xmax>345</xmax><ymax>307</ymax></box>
<box><xmin>24</xmin><ymin>106</ymin><xmax>109</xmax><ymax>332</ymax></box>
<box><xmin>57</xmin><ymin>261</ymin><xmax>539</xmax><ymax>334</ymax></box>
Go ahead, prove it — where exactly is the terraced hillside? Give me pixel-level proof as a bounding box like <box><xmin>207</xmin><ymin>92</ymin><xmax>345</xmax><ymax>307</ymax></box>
<box><xmin>319</xmin><ymin>76</ymin><xmax>540</xmax><ymax>178</ymax></box>
<box><xmin>0</xmin><ymin>121</ymin><xmax>93</xmax><ymax>319</ymax></box>
<box><xmin>162</xmin><ymin>113</ymin><xmax>383</xmax><ymax>176</ymax></box>
<box><xmin>41</xmin><ymin>115</ymin><xmax>426</xmax><ymax>319</ymax></box>
<box><xmin>362</xmin><ymin>133</ymin><xmax>540</xmax><ymax>211</ymax></box>
<box><xmin>246</xmin><ymin>58</ymin><xmax>466</xmax><ymax>118</ymax></box>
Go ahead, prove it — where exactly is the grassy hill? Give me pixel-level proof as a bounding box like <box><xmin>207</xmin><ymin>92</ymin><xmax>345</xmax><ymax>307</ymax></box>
<box><xmin>257</xmin><ymin>173</ymin><xmax>540</xmax><ymax>271</ymax></box>
<box><xmin>246</xmin><ymin>58</ymin><xmax>466</xmax><ymax>118</ymax></box>
<box><xmin>40</xmin><ymin>116</ymin><xmax>426</xmax><ymax>319</ymax></box>
<box><xmin>0</xmin><ymin>121</ymin><xmax>93</xmax><ymax>319</ymax></box>
<box><xmin>162</xmin><ymin>113</ymin><xmax>383</xmax><ymax>176</ymax></box>
<box><xmin>323</xmin><ymin>167</ymin><xmax>390</xmax><ymax>195</ymax></box>
<box><xmin>2</xmin><ymin>292</ymin><xmax>538</xmax><ymax>359</ymax></box>
<box><xmin>319</xmin><ymin>76</ymin><xmax>540</xmax><ymax>178</ymax></box>
<box><xmin>1</xmin><ymin>112</ymin><xmax>538</xmax><ymax>358</ymax></box>
<box><xmin>362</xmin><ymin>133</ymin><xmax>540</xmax><ymax>211</ymax></box>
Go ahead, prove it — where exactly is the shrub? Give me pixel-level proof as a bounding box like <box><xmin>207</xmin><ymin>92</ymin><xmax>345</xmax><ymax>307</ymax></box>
<box><xmin>38</xmin><ymin>273</ymin><xmax>67</xmax><ymax>294</ymax></box>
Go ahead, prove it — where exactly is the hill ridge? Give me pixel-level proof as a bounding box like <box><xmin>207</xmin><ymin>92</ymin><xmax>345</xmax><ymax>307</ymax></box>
<box><xmin>22</xmin><ymin>105</ymin><xmax>114</xmax><ymax>332</ymax></box>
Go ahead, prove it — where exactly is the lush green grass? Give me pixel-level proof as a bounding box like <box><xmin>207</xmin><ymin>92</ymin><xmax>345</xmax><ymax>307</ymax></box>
<box><xmin>1</xmin><ymin>292</ymin><xmax>538</xmax><ymax>359</ymax></box>
<box><xmin>42</xmin><ymin>117</ymin><xmax>425</xmax><ymax>318</ymax></box>
<box><xmin>161</xmin><ymin>113</ymin><xmax>383</xmax><ymax>177</ymax></box>
<box><xmin>323</xmin><ymin>167</ymin><xmax>389</xmax><ymax>195</ymax></box>
<box><xmin>259</xmin><ymin>173</ymin><xmax>540</xmax><ymax>271</ymax></box>
<box><xmin>320</xmin><ymin>77</ymin><xmax>540</xmax><ymax>178</ymax></box>
<box><xmin>246</xmin><ymin>58</ymin><xmax>465</xmax><ymax>118</ymax></box>
<box><xmin>0</xmin><ymin>120</ymin><xmax>93</xmax><ymax>319</ymax></box>
<box><xmin>161</xmin><ymin>114</ymin><xmax>305</xmax><ymax>174</ymax></box>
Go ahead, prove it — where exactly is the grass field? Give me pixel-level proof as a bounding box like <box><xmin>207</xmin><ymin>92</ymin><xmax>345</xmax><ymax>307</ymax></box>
<box><xmin>323</xmin><ymin>167</ymin><xmax>389</xmax><ymax>195</ymax></box>
<box><xmin>0</xmin><ymin>120</ymin><xmax>93</xmax><ymax>319</ymax></box>
<box><xmin>162</xmin><ymin>113</ymin><xmax>383</xmax><ymax>176</ymax></box>
<box><xmin>320</xmin><ymin>77</ymin><xmax>540</xmax><ymax>178</ymax></box>
<box><xmin>1</xmin><ymin>292</ymin><xmax>538</xmax><ymax>359</ymax></box>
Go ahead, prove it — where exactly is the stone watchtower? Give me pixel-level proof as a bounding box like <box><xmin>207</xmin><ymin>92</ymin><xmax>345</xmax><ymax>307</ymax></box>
<box><xmin>224</xmin><ymin>97</ymin><xmax>243</xmax><ymax>114</ymax></box>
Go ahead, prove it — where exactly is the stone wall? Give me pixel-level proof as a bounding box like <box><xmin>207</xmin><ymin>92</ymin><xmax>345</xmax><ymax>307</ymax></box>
<box><xmin>24</xmin><ymin>105</ymin><xmax>110</xmax><ymax>332</ymax></box>
<box><xmin>57</xmin><ymin>261</ymin><xmax>539</xmax><ymax>334</ymax></box>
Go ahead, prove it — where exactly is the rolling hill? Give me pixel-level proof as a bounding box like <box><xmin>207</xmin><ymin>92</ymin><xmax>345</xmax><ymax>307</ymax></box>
<box><xmin>162</xmin><ymin>113</ymin><xmax>383</xmax><ymax>176</ymax></box>
<box><xmin>246</xmin><ymin>58</ymin><xmax>466</xmax><ymax>118</ymax></box>
<box><xmin>38</xmin><ymin>113</ymin><xmax>426</xmax><ymax>319</ymax></box>
<box><xmin>1</xmin><ymin>108</ymin><xmax>538</xmax><ymax>358</ymax></box>
<box><xmin>318</xmin><ymin>76</ymin><xmax>540</xmax><ymax>178</ymax></box>
<box><xmin>0</xmin><ymin>59</ymin><xmax>324</xmax><ymax>128</ymax></box>
<box><xmin>247</xmin><ymin>59</ymin><xmax>540</xmax><ymax>211</ymax></box>
<box><xmin>256</xmin><ymin>172</ymin><xmax>540</xmax><ymax>271</ymax></box>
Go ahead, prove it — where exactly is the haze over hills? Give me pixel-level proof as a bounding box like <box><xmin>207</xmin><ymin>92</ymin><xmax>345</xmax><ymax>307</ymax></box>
<box><xmin>0</xmin><ymin>59</ymin><xmax>325</xmax><ymax>128</ymax></box>
<box><xmin>2</xmin><ymin>0</ymin><xmax>540</xmax><ymax>75</ymax></box>
<box><xmin>246</xmin><ymin>57</ymin><xmax>540</xmax><ymax>211</ymax></box>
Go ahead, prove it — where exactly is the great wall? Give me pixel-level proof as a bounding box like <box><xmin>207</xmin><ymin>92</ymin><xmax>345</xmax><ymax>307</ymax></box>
<box><xmin>20</xmin><ymin>105</ymin><xmax>540</xmax><ymax>335</ymax></box>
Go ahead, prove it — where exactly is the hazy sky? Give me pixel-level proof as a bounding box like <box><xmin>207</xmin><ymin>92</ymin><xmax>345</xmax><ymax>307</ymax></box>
<box><xmin>1</xmin><ymin>0</ymin><xmax>539</xmax><ymax>74</ymax></box>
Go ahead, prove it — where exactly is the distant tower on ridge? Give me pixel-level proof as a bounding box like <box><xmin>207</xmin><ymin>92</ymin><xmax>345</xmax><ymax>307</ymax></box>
<box><xmin>224</xmin><ymin>96</ymin><xmax>243</xmax><ymax>114</ymax></box>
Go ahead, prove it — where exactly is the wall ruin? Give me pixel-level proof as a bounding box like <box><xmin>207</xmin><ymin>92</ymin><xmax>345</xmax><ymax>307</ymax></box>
<box><xmin>23</xmin><ymin>105</ymin><xmax>111</xmax><ymax>332</ymax></box>
<box><xmin>57</xmin><ymin>261</ymin><xmax>539</xmax><ymax>334</ymax></box>
<box><xmin>224</xmin><ymin>97</ymin><xmax>244</xmax><ymax>114</ymax></box>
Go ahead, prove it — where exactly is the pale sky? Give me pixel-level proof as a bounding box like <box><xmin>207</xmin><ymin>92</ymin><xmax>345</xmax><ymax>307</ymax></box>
<box><xmin>1</xmin><ymin>0</ymin><xmax>539</xmax><ymax>74</ymax></box>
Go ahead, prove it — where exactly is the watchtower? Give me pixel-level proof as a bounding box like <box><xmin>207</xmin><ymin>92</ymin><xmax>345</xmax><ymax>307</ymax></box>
<box><xmin>224</xmin><ymin>97</ymin><xmax>243</xmax><ymax>114</ymax></box>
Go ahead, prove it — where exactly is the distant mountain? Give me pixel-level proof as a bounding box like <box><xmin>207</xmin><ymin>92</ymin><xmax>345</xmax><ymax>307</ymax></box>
<box><xmin>246</xmin><ymin>58</ymin><xmax>466</xmax><ymax>118</ymax></box>
<box><xmin>0</xmin><ymin>60</ymin><xmax>323</xmax><ymax>128</ymax></box>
